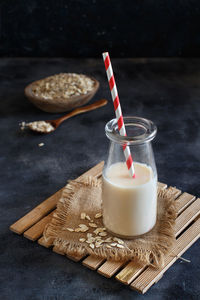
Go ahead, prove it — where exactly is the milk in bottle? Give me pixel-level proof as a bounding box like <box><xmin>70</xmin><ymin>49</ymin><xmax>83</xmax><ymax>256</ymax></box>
<box><xmin>102</xmin><ymin>162</ymin><xmax>157</xmax><ymax>237</ymax></box>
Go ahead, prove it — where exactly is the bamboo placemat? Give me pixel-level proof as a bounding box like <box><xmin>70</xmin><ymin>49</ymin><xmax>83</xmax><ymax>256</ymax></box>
<box><xmin>10</xmin><ymin>161</ymin><xmax>200</xmax><ymax>294</ymax></box>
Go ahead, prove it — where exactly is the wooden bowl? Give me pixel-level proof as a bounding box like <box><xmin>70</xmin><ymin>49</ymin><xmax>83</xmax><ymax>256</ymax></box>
<box><xmin>24</xmin><ymin>76</ymin><xmax>100</xmax><ymax>113</ymax></box>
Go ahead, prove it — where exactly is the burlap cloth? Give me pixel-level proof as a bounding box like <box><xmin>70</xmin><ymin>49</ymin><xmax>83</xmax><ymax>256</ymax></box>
<box><xmin>44</xmin><ymin>176</ymin><xmax>177</xmax><ymax>268</ymax></box>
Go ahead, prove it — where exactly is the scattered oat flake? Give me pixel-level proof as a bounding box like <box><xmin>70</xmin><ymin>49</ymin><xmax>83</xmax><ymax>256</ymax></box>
<box><xmin>106</xmin><ymin>245</ymin><xmax>112</xmax><ymax>249</ymax></box>
<box><xmin>87</xmin><ymin>237</ymin><xmax>95</xmax><ymax>243</ymax></box>
<box><xmin>105</xmin><ymin>237</ymin><xmax>112</xmax><ymax>243</ymax></box>
<box><xmin>89</xmin><ymin>223</ymin><xmax>97</xmax><ymax>228</ymax></box>
<box><xmin>113</xmin><ymin>237</ymin><xmax>124</xmax><ymax>244</ymax></box>
<box><xmin>99</xmin><ymin>232</ymin><xmax>107</xmax><ymax>237</ymax></box>
<box><xmin>95</xmin><ymin>213</ymin><xmax>102</xmax><ymax>218</ymax></box>
<box><xmin>85</xmin><ymin>215</ymin><xmax>91</xmax><ymax>221</ymax></box>
<box><xmin>20</xmin><ymin>121</ymin><xmax>26</xmax><ymax>130</ymax></box>
<box><xmin>95</xmin><ymin>240</ymin><xmax>104</xmax><ymax>247</ymax></box>
<box><xmin>79</xmin><ymin>238</ymin><xmax>86</xmax><ymax>242</ymax></box>
<box><xmin>38</xmin><ymin>143</ymin><xmax>44</xmax><ymax>147</ymax></box>
<box><xmin>96</xmin><ymin>240</ymin><xmax>103</xmax><ymax>245</ymax></box>
<box><xmin>95</xmin><ymin>236</ymin><xmax>102</xmax><ymax>241</ymax></box>
<box><xmin>89</xmin><ymin>243</ymin><xmax>95</xmax><ymax>249</ymax></box>
<box><xmin>78</xmin><ymin>224</ymin><xmax>89</xmax><ymax>231</ymax></box>
<box><xmin>94</xmin><ymin>228</ymin><xmax>105</xmax><ymax>235</ymax></box>
<box><xmin>117</xmin><ymin>244</ymin><xmax>125</xmax><ymax>248</ymax></box>
<box><xmin>110</xmin><ymin>243</ymin><xmax>117</xmax><ymax>247</ymax></box>
<box><xmin>66</xmin><ymin>228</ymin><xmax>74</xmax><ymax>232</ymax></box>
<box><xmin>79</xmin><ymin>224</ymin><xmax>88</xmax><ymax>228</ymax></box>
<box><xmin>93</xmin><ymin>229</ymin><xmax>99</xmax><ymax>235</ymax></box>
<box><xmin>80</xmin><ymin>228</ymin><xmax>89</xmax><ymax>232</ymax></box>
<box><xmin>75</xmin><ymin>228</ymin><xmax>82</xmax><ymax>232</ymax></box>
<box><xmin>81</xmin><ymin>212</ymin><xmax>86</xmax><ymax>220</ymax></box>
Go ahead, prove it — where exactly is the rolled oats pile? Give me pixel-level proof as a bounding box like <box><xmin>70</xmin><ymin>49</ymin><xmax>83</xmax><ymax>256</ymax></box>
<box><xmin>20</xmin><ymin>121</ymin><xmax>55</xmax><ymax>133</ymax></box>
<box><xmin>31</xmin><ymin>73</ymin><xmax>95</xmax><ymax>100</ymax></box>
<box><xmin>28</xmin><ymin>121</ymin><xmax>55</xmax><ymax>133</ymax></box>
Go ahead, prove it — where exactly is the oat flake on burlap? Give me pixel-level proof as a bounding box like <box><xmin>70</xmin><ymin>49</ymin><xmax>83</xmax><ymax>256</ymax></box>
<box><xmin>43</xmin><ymin>176</ymin><xmax>177</xmax><ymax>268</ymax></box>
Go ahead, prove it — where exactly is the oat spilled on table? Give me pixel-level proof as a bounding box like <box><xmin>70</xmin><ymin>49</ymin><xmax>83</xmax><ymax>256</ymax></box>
<box><xmin>31</xmin><ymin>73</ymin><xmax>95</xmax><ymax>100</ymax></box>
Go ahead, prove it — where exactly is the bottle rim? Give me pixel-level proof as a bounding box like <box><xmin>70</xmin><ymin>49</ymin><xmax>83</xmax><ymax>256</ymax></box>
<box><xmin>105</xmin><ymin>116</ymin><xmax>157</xmax><ymax>145</ymax></box>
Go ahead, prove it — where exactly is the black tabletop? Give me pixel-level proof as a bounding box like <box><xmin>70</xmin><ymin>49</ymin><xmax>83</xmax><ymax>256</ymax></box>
<box><xmin>1</xmin><ymin>58</ymin><xmax>200</xmax><ymax>300</ymax></box>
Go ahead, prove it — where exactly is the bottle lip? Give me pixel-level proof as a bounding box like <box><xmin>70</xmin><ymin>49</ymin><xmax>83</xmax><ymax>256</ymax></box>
<box><xmin>105</xmin><ymin>116</ymin><xmax>157</xmax><ymax>145</ymax></box>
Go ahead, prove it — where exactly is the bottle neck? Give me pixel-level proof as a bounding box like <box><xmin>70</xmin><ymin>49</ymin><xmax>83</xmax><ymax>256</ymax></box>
<box><xmin>105</xmin><ymin>116</ymin><xmax>157</xmax><ymax>145</ymax></box>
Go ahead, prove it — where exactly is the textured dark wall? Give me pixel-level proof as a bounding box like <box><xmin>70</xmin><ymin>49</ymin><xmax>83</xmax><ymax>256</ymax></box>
<box><xmin>1</xmin><ymin>0</ymin><xmax>200</xmax><ymax>57</ymax></box>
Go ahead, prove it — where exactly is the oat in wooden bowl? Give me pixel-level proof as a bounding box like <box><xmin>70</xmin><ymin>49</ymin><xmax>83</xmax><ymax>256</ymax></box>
<box><xmin>25</xmin><ymin>73</ymin><xmax>100</xmax><ymax>113</ymax></box>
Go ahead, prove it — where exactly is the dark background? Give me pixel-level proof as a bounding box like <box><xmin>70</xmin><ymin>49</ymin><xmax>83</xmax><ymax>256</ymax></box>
<box><xmin>1</xmin><ymin>57</ymin><xmax>200</xmax><ymax>300</ymax></box>
<box><xmin>1</xmin><ymin>1</ymin><xmax>200</xmax><ymax>299</ymax></box>
<box><xmin>1</xmin><ymin>0</ymin><xmax>200</xmax><ymax>58</ymax></box>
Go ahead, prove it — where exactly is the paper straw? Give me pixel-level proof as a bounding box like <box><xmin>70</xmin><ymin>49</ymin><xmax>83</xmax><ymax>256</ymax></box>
<box><xmin>102</xmin><ymin>52</ymin><xmax>135</xmax><ymax>178</ymax></box>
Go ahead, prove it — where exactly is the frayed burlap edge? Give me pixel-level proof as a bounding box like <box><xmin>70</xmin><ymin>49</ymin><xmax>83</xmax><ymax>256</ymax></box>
<box><xmin>43</xmin><ymin>177</ymin><xmax>177</xmax><ymax>268</ymax></box>
<box><xmin>44</xmin><ymin>177</ymin><xmax>101</xmax><ymax>235</ymax></box>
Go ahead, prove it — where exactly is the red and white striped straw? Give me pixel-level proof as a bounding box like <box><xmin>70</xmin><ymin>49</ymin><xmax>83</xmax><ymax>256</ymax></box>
<box><xmin>102</xmin><ymin>52</ymin><xmax>135</xmax><ymax>178</ymax></box>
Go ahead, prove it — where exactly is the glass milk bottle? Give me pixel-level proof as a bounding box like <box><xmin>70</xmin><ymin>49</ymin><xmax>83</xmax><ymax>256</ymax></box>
<box><xmin>102</xmin><ymin>116</ymin><xmax>157</xmax><ymax>238</ymax></box>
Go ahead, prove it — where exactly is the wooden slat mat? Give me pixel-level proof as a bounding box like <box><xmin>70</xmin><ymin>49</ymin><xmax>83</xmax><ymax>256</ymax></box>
<box><xmin>10</xmin><ymin>161</ymin><xmax>200</xmax><ymax>294</ymax></box>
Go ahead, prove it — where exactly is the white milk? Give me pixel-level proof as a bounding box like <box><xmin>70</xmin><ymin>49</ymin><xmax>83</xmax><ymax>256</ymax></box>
<box><xmin>102</xmin><ymin>162</ymin><xmax>157</xmax><ymax>237</ymax></box>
